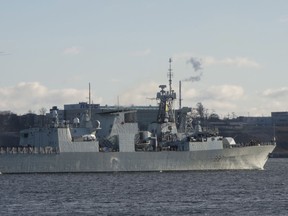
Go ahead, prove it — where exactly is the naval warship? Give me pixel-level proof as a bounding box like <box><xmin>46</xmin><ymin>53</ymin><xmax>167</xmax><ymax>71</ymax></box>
<box><xmin>0</xmin><ymin>61</ymin><xmax>275</xmax><ymax>173</ymax></box>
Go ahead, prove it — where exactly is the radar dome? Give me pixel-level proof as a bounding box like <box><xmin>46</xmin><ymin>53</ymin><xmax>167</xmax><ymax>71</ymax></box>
<box><xmin>73</xmin><ymin>117</ymin><xmax>80</xmax><ymax>124</ymax></box>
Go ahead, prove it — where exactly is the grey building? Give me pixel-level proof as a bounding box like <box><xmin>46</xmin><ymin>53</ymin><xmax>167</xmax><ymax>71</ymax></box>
<box><xmin>271</xmin><ymin>112</ymin><xmax>288</xmax><ymax>126</ymax></box>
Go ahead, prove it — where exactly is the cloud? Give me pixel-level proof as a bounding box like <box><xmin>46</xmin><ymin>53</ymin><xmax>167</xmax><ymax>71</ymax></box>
<box><xmin>118</xmin><ymin>82</ymin><xmax>245</xmax><ymax>114</ymax></box>
<box><xmin>183</xmin><ymin>72</ymin><xmax>203</xmax><ymax>82</ymax></box>
<box><xmin>203</xmin><ymin>56</ymin><xmax>260</xmax><ymax>68</ymax></box>
<box><xmin>3</xmin><ymin>82</ymin><xmax>282</xmax><ymax>117</ymax></box>
<box><xmin>203</xmin><ymin>85</ymin><xmax>245</xmax><ymax>100</ymax></box>
<box><xmin>63</xmin><ymin>46</ymin><xmax>81</xmax><ymax>55</ymax></box>
<box><xmin>0</xmin><ymin>82</ymin><xmax>102</xmax><ymax>114</ymax></box>
<box><xmin>262</xmin><ymin>87</ymin><xmax>288</xmax><ymax>98</ymax></box>
<box><xmin>173</xmin><ymin>53</ymin><xmax>260</xmax><ymax>68</ymax></box>
<box><xmin>118</xmin><ymin>81</ymin><xmax>159</xmax><ymax>106</ymax></box>
<box><xmin>204</xmin><ymin>100</ymin><xmax>237</xmax><ymax>112</ymax></box>
<box><xmin>182</xmin><ymin>84</ymin><xmax>245</xmax><ymax>114</ymax></box>
<box><xmin>129</xmin><ymin>48</ymin><xmax>151</xmax><ymax>57</ymax></box>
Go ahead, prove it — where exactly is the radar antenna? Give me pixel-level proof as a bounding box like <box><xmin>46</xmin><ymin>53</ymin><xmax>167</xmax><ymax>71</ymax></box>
<box><xmin>168</xmin><ymin>58</ymin><xmax>173</xmax><ymax>94</ymax></box>
<box><xmin>155</xmin><ymin>59</ymin><xmax>177</xmax><ymax>123</ymax></box>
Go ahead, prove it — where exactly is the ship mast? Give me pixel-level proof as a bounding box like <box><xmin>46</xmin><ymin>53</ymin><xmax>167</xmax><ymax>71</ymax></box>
<box><xmin>168</xmin><ymin>58</ymin><xmax>173</xmax><ymax>94</ymax></box>
<box><xmin>156</xmin><ymin>58</ymin><xmax>177</xmax><ymax>123</ymax></box>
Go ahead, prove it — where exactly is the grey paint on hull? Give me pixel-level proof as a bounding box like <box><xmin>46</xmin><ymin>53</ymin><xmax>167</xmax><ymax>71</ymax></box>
<box><xmin>0</xmin><ymin>145</ymin><xmax>274</xmax><ymax>173</ymax></box>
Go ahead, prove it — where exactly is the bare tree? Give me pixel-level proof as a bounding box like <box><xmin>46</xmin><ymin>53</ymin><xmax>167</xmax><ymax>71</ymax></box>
<box><xmin>39</xmin><ymin>107</ymin><xmax>47</xmax><ymax>116</ymax></box>
<box><xmin>39</xmin><ymin>107</ymin><xmax>47</xmax><ymax>127</ymax></box>
<box><xmin>196</xmin><ymin>102</ymin><xmax>205</xmax><ymax>119</ymax></box>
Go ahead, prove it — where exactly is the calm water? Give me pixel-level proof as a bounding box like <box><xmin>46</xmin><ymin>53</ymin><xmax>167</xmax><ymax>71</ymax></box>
<box><xmin>0</xmin><ymin>158</ymin><xmax>288</xmax><ymax>216</ymax></box>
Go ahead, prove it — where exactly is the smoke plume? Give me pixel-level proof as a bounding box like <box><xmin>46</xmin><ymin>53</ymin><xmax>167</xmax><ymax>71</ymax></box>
<box><xmin>183</xmin><ymin>72</ymin><xmax>203</xmax><ymax>82</ymax></box>
<box><xmin>183</xmin><ymin>57</ymin><xmax>203</xmax><ymax>82</ymax></box>
<box><xmin>187</xmin><ymin>57</ymin><xmax>202</xmax><ymax>71</ymax></box>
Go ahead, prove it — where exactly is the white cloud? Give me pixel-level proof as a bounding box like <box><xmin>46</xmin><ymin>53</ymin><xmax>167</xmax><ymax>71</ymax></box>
<box><xmin>173</xmin><ymin>53</ymin><xmax>260</xmax><ymax>68</ymax></box>
<box><xmin>0</xmin><ymin>81</ymin><xmax>162</xmax><ymax>114</ymax></box>
<box><xmin>117</xmin><ymin>83</ymin><xmax>245</xmax><ymax>114</ymax></box>
<box><xmin>203</xmin><ymin>85</ymin><xmax>244</xmax><ymax>100</ymax></box>
<box><xmin>262</xmin><ymin>87</ymin><xmax>288</xmax><ymax>98</ymax></box>
<box><xmin>185</xmin><ymin>85</ymin><xmax>244</xmax><ymax>102</ymax></box>
<box><xmin>181</xmin><ymin>84</ymin><xmax>245</xmax><ymax>115</ymax></box>
<box><xmin>118</xmin><ymin>81</ymin><xmax>159</xmax><ymax>106</ymax></box>
<box><xmin>63</xmin><ymin>46</ymin><xmax>81</xmax><ymax>55</ymax></box>
<box><xmin>2</xmin><ymin>82</ymin><xmax>285</xmax><ymax>118</ymax></box>
<box><xmin>0</xmin><ymin>82</ymin><xmax>102</xmax><ymax>114</ymax></box>
<box><xmin>203</xmin><ymin>56</ymin><xmax>260</xmax><ymax>68</ymax></box>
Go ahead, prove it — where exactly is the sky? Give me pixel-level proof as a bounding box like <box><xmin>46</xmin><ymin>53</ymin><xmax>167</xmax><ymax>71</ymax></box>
<box><xmin>1</xmin><ymin>0</ymin><xmax>288</xmax><ymax>118</ymax></box>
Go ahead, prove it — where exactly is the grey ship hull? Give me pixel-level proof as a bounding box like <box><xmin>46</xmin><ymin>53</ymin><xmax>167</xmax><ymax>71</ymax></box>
<box><xmin>0</xmin><ymin>145</ymin><xmax>274</xmax><ymax>173</ymax></box>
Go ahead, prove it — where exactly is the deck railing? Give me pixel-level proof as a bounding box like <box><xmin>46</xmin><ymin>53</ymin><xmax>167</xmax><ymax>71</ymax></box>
<box><xmin>0</xmin><ymin>146</ymin><xmax>60</xmax><ymax>154</ymax></box>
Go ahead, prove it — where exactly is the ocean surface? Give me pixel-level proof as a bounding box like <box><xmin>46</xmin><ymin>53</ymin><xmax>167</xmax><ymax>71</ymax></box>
<box><xmin>0</xmin><ymin>158</ymin><xmax>288</xmax><ymax>216</ymax></box>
